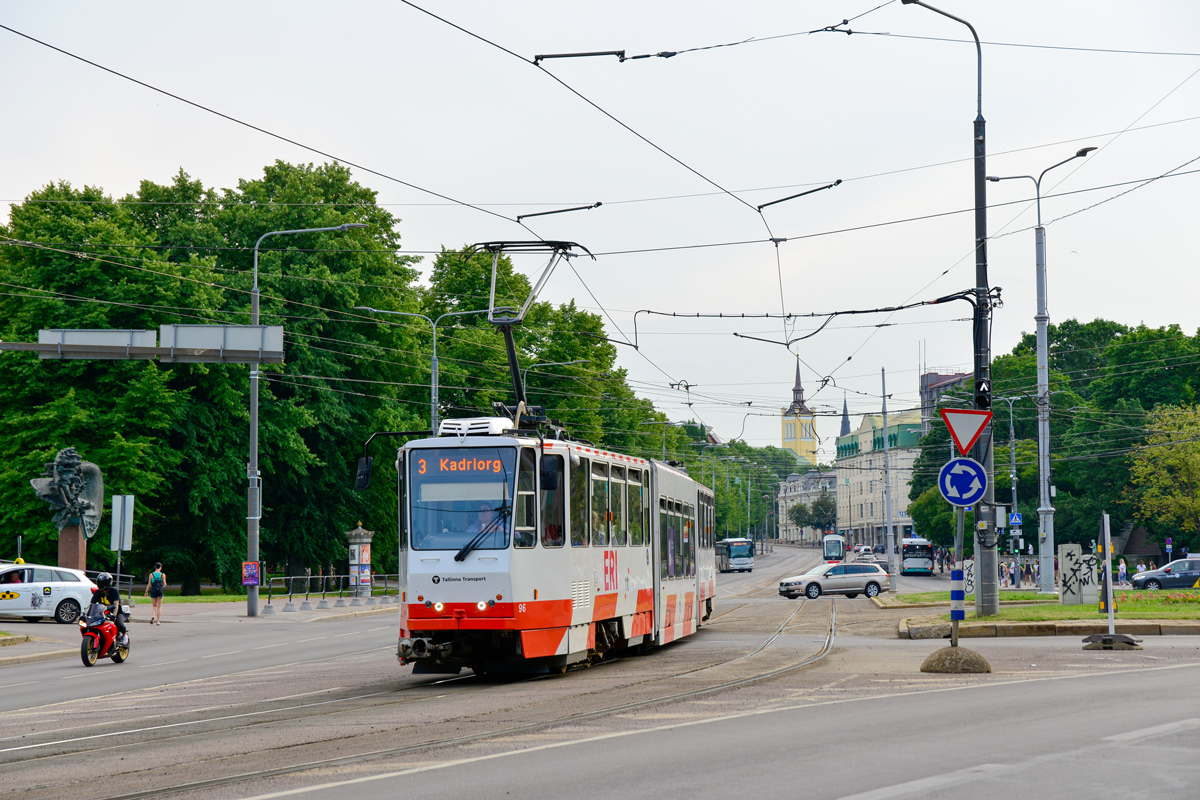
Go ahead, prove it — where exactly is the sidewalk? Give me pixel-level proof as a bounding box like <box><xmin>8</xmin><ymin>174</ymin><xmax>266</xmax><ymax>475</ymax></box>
<box><xmin>0</xmin><ymin>598</ymin><xmax>397</xmax><ymax>667</ymax></box>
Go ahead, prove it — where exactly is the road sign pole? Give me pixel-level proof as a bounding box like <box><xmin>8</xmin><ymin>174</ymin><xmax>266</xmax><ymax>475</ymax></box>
<box><xmin>951</xmin><ymin>506</ymin><xmax>965</xmax><ymax>647</ymax></box>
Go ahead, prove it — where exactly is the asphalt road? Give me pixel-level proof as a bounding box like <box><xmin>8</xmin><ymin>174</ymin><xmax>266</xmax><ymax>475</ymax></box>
<box><xmin>3</xmin><ymin>547</ymin><xmax>1198</xmax><ymax>800</ymax></box>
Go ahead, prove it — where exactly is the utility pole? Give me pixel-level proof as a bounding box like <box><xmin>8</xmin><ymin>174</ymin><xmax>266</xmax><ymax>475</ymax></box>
<box><xmin>883</xmin><ymin>368</ymin><xmax>898</xmax><ymax>582</ymax></box>
<box><xmin>997</xmin><ymin>395</ymin><xmax>1021</xmax><ymax>557</ymax></box>
<box><xmin>903</xmin><ymin>0</ymin><xmax>996</xmax><ymax>617</ymax></box>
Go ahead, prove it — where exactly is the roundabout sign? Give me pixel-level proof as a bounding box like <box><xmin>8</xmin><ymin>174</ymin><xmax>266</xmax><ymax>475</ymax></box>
<box><xmin>938</xmin><ymin>457</ymin><xmax>987</xmax><ymax>507</ymax></box>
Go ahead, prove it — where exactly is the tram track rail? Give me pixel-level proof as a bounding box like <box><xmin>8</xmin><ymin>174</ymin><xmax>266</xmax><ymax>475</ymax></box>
<box><xmin>3</xmin><ymin>552</ymin><xmax>833</xmax><ymax>800</ymax></box>
<box><xmin>98</xmin><ymin>599</ymin><xmax>838</xmax><ymax>800</ymax></box>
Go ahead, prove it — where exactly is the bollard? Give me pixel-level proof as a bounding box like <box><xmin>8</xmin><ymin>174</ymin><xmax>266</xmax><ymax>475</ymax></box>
<box><xmin>379</xmin><ymin>575</ymin><xmax>391</xmax><ymax>605</ymax></box>
<box><xmin>316</xmin><ymin>575</ymin><xmax>331</xmax><ymax>609</ymax></box>
<box><xmin>334</xmin><ymin>576</ymin><xmax>347</xmax><ymax>607</ymax></box>
<box><xmin>261</xmin><ymin>576</ymin><xmax>278</xmax><ymax>615</ymax></box>
<box><xmin>282</xmin><ymin>578</ymin><xmax>297</xmax><ymax>612</ymax></box>
<box><xmin>299</xmin><ymin>575</ymin><xmax>314</xmax><ymax>611</ymax></box>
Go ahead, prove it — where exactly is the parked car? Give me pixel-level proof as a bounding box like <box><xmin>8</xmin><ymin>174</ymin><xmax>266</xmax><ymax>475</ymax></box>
<box><xmin>1130</xmin><ymin>559</ymin><xmax>1200</xmax><ymax>591</ymax></box>
<box><xmin>0</xmin><ymin>562</ymin><xmax>97</xmax><ymax>623</ymax></box>
<box><xmin>779</xmin><ymin>562</ymin><xmax>891</xmax><ymax>600</ymax></box>
<box><xmin>873</xmin><ymin>543</ymin><xmax>886</xmax><ymax>554</ymax></box>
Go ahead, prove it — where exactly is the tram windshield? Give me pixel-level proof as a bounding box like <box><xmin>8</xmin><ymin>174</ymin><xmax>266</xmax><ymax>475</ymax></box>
<box><xmin>823</xmin><ymin>536</ymin><xmax>845</xmax><ymax>562</ymax></box>
<box><xmin>408</xmin><ymin>447</ymin><xmax>516</xmax><ymax>552</ymax></box>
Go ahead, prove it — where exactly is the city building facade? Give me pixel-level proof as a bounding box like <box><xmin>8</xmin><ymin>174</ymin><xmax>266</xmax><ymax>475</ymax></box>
<box><xmin>777</xmin><ymin>469</ymin><xmax>837</xmax><ymax>545</ymax></box>
<box><xmin>835</xmin><ymin>408</ymin><xmax>923</xmax><ymax>547</ymax></box>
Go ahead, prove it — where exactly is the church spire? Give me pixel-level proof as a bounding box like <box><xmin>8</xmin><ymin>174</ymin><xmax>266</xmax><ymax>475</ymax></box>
<box><xmin>785</xmin><ymin>359</ymin><xmax>811</xmax><ymax>415</ymax></box>
<box><xmin>840</xmin><ymin>394</ymin><xmax>851</xmax><ymax>437</ymax></box>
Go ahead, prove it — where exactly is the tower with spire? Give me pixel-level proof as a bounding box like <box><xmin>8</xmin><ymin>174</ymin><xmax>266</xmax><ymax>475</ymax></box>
<box><xmin>780</xmin><ymin>360</ymin><xmax>817</xmax><ymax>465</ymax></box>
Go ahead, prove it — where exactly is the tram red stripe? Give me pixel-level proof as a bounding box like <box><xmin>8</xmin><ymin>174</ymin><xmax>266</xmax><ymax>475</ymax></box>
<box><xmin>520</xmin><ymin>627</ymin><xmax>567</xmax><ymax>658</ymax></box>
<box><xmin>592</xmin><ymin>592</ymin><xmax>618</xmax><ymax>621</ymax></box>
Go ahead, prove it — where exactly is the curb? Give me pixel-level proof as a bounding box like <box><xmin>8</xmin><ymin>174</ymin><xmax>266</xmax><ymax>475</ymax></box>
<box><xmin>900</xmin><ymin>616</ymin><xmax>1200</xmax><ymax>640</ymax></box>
<box><xmin>0</xmin><ymin>648</ymin><xmax>77</xmax><ymax>667</ymax></box>
<box><xmin>0</xmin><ymin>635</ymin><xmax>28</xmax><ymax>647</ymax></box>
<box><xmin>306</xmin><ymin>605</ymin><xmax>396</xmax><ymax>623</ymax></box>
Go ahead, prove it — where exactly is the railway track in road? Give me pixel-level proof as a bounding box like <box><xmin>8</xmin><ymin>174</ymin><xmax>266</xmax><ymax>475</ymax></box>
<box><xmin>103</xmin><ymin>599</ymin><xmax>839</xmax><ymax>800</ymax></box>
<box><xmin>2</xmin><ymin>555</ymin><xmax>835</xmax><ymax>800</ymax></box>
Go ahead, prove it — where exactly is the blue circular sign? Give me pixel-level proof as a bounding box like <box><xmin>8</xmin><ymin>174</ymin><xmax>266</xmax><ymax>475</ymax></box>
<box><xmin>938</xmin><ymin>457</ymin><xmax>988</xmax><ymax>507</ymax></box>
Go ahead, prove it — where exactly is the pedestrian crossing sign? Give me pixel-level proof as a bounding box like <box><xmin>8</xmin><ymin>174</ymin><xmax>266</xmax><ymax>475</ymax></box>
<box><xmin>1009</xmin><ymin>512</ymin><xmax>1022</xmax><ymax>526</ymax></box>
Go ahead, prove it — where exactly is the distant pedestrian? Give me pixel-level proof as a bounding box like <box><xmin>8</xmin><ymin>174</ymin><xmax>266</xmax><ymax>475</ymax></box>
<box><xmin>1149</xmin><ymin>561</ymin><xmax>1157</xmax><ymax>571</ymax></box>
<box><xmin>1023</xmin><ymin>561</ymin><xmax>1033</xmax><ymax>586</ymax></box>
<box><xmin>1009</xmin><ymin>558</ymin><xmax>1017</xmax><ymax>588</ymax></box>
<box><xmin>144</xmin><ymin>562</ymin><xmax>166</xmax><ymax>625</ymax></box>
<box><xmin>1118</xmin><ymin>559</ymin><xmax>1129</xmax><ymax>588</ymax></box>
<box><xmin>1137</xmin><ymin>560</ymin><xmax>1146</xmax><ymax>574</ymax></box>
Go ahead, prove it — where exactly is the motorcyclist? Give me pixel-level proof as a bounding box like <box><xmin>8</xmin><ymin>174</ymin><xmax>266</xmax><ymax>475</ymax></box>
<box><xmin>90</xmin><ymin>572</ymin><xmax>128</xmax><ymax>645</ymax></box>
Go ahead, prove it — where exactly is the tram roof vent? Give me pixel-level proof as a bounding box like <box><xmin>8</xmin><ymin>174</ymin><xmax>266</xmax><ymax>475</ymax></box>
<box><xmin>438</xmin><ymin>417</ymin><xmax>515</xmax><ymax>437</ymax></box>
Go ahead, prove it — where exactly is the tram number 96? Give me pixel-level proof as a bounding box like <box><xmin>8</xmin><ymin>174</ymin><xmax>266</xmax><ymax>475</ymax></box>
<box><xmin>603</xmin><ymin>550</ymin><xmax>618</xmax><ymax>593</ymax></box>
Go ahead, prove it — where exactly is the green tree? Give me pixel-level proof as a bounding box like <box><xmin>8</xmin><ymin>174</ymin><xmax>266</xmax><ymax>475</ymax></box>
<box><xmin>1129</xmin><ymin>405</ymin><xmax>1200</xmax><ymax>550</ymax></box>
<box><xmin>1012</xmin><ymin>317</ymin><xmax>1129</xmax><ymax>399</ymax></box>
<box><xmin>1090</xmin><ymin>324</ymin><xmax>1199</xmax><ymax>410</ymax></box>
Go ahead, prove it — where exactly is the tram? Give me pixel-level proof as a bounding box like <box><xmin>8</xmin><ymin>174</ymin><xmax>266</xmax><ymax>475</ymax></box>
<box><xmin>356</xmin><ymin>240</ymin><xmax>717</xmax><ymax>674</ymax></box>
<box><xmin>822</xmin><ymin>533</ymin><xmax>847</xmax><ymax>564</ymax></box>
<box><xmin>377</xmin><ymin>420</ymin><xmax>715</xmax><ymax>674</ymax></box>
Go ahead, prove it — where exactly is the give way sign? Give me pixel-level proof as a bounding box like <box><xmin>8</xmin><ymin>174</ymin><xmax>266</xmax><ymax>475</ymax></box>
<box><xmin>939</xmin><ymin>408</ymin><xmax>993</xmax><ymax>456</ymax></box>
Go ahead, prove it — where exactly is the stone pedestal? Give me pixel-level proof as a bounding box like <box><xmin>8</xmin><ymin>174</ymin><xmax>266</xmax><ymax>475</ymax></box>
<box><xmin>58</xmin><ymin>525</ymin><xmax>87</xmax><ymax>572</ymax></box>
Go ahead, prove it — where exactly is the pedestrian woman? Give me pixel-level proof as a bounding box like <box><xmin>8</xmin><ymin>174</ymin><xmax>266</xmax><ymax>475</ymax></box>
<box><xmin>143</xmin><ymin>562</ymin><xmax>166</xmax><ymax>625</ymax></box>
<box><xmin>1118</xmin><ymin>559</ymin><xmax>1129</xmax><ymax>588</ymax></box>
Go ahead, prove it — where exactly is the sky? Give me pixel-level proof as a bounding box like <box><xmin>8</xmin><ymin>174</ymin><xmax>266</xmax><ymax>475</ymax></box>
<box><xmin>2</xmin><ymin>1</ymin><xmax>1198</xmax><ymax>461</ymax></box>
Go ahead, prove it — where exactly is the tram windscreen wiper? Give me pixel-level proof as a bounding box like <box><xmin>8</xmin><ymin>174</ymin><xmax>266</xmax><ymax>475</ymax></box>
<box><xmin>454</xmin><ymin>506</ymin><xmax>510</xmax><ymax>562</ymax></box>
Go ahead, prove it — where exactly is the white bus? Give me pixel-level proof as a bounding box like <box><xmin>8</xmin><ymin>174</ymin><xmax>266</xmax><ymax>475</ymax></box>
<box><xmin>900</xmin><ymin>537</ymin><xmax>935</xmax><ymax>576</ymax></box>
<box><xmin>716</xmin><ymin>537</ymin><xmax>754</xmax><ymax>573</ymax></box>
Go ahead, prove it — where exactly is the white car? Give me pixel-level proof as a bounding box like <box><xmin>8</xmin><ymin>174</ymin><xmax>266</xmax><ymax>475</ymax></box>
<box><xmin>0</xmin><ymin>562</ymin><xmax>97</xmax><ymax>624</ymax></box>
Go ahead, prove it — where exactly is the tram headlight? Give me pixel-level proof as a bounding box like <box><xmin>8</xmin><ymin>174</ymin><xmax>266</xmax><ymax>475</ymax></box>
<box><xmin>476</xmin><ymin>601</ymin><xmax>487</xmax><ymax>611</ymax></box>
<box><xmin>434</xmin><ymin>602</ymin><xmax>445</xmax><ymax>612</ymax></box>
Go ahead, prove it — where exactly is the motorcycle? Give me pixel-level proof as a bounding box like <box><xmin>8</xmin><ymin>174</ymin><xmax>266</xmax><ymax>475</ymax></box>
<box><xmin>79</xmin><ymin>602</ymin><xmax>130</xmax><ymax>667</ymax></box>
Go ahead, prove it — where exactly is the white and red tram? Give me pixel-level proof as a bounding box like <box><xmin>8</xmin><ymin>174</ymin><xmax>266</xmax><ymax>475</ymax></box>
<box><xmin>393</xmin><ymin>416</ymin><xmax>716</xmax><ymax>674</ymax></box>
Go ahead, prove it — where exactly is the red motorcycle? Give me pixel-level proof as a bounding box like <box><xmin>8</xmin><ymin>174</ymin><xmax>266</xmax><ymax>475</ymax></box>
<box><xmin>79</xmin><ymin>603</ymin><xmax>130</xmax><ymax>667</ymax></box>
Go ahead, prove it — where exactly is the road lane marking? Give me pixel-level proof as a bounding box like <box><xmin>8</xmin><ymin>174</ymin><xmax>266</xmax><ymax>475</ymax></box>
<box><xmin>6</xmin><ymin>681</ymin><xmax>38</xmax><ymax>688</ymax></box>
<box><xmin>837</xmin><ymin>765</ymin><xmax>1008</xmax><ymax>799</ymax></box>
<box><xmin>139</xmin><ymin>659</ymin><xmax>186</xmax><ymax>669</ymax></box>
<box><xmin>334</xmin><ymin>632</ymin><xmax>358</xmax><ymax>637</ymax></box>
<box><xmin>237</xmin><ymin>660</ymin><xmax>1200</xmax><ymax>800</ymax></box>
<box><xmin>201</xmin><ymin>651</ymin><xmax>242</xmax><ymax>659</ymax></box>
<box><xmin>254</xmin><ymin>643</ymin><xmax>288</xmax><ymax>650</ymax></box>
<box><xmin>296</xmin><ymin>637</ymin><xmax>325</xmax><ymax>643</ymax></box>
<box><xmin>1104</xmin><ymin>718</ymin><xmax>1200</xmax><ymax>744</ymax></box>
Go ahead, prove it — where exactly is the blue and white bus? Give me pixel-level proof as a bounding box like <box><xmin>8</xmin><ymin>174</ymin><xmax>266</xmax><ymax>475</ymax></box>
<box><xmin>900</xmin><ymin>537</ymin><xmax>935</xmax><ymax>575</ymax></box>
<box><xmin>716</xmin><ymin>537</ymin><xmax>754</xmax><ymax>573</ymax></box>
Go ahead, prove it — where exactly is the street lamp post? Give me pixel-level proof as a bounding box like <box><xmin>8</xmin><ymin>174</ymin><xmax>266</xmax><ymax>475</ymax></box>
<box><xmin>987</xmin><ymin>146</ymin><xmax>1096</xmax><ymax>595</ymax></box>
<box><xmin>639</xmin><ymin>420</ymin><xmax>683</xmax><ymax>460</ymax></box>
<box><xmin>353</xmin><ymin>306</ymin><xmax>490</xmax><ymax>434</ymax></box>
<box><xmin>248</xmin><ymin>223</ymin><xmax>366</xmax><ymax>618</ymax></box>
<box><xmin>902</xmin><ymin>0</ymin><xmax>998</xmax><ymax>615</ymax></box>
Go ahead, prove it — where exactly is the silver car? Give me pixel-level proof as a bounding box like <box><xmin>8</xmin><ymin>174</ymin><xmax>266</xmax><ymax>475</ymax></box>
<box><xmin>779</xmin><ymin>562</ymin><xmax>891</xmax><ymax>600</ymax></box>
<box><xmin>0</xmin><ymin>563</ymin><xmax>98</xmax><ymax>623</ymax></box>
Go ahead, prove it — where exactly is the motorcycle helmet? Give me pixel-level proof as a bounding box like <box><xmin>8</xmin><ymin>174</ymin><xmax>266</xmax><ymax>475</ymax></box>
<box><xmin>95</xmin><ymin>572</ymin><xmax>112</xmax><ymax>590</ymax></box>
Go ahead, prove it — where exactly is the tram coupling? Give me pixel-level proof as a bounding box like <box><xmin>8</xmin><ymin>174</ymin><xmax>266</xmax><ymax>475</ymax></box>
<box><xmin>398</xmin><ymin>637</ymin><xmax>451</xmax><ymax>662</ymax></box>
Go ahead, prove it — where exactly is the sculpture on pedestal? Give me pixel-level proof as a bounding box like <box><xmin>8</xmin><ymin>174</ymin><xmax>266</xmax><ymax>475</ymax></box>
<box><xmin>30</xmin><ymin>447</ymin><xmax>104</xmax><ymax>570</ymax></box>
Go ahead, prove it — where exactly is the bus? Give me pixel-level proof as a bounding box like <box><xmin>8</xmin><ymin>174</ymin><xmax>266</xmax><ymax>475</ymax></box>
<box><xmin>901</xmin><ymin>537</ymin><xmax>935</xmax><ymax>575</ymax></box>
<box><xmin>716</xmin><ymin>537</ymin><xmax>754</xmax><ymax>573</ymax></box>
<box><xmin>822</xmin><ymin>533</ymin><xmax>847</xmax><ymax>564</ymax></box>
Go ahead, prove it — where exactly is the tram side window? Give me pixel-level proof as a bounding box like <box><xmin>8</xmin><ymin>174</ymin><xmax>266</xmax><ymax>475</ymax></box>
<box><xmin>540</xmin><ymin>454</ymin><xmax>565</xmax><ymax>548</ymax></box>
<box><xmin>610</xmin><ymin>466</ymin><xmax>626</xmax><ymax>546</ymax></box>
<box><xmin>570</xmin><ymin>457</ymin><xmax>589</xmax><ymax>547</ymax></box>
<box><xmin>515</xmin><ymin>448</ymin><xmax>537</xmax><ymax>548</ymax></box>
<box><xmin>659</xmin><ymin>497</ymin><xmax>671</xmax><ymax>580</ymax></box>
<box><xmin>675</xmin><ymin>502</ymin><xmax>685</xmax><ymax>579</ymax></box>
<box><xmin>686</xmin><ymin>503</ymin><xmax>695</xmax><ymax>576</ymax></box>
<box><xmin>591</xmin><ymin>461</ymin><xmax>609</xmax><ymax>547</ymax></box>
<box><xmin>628</xmin><ymin>470</ymin><xmax>643</xmax><ymax>547</ymax></box>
